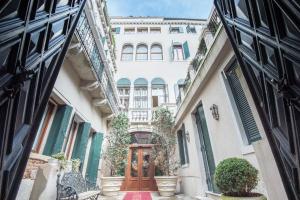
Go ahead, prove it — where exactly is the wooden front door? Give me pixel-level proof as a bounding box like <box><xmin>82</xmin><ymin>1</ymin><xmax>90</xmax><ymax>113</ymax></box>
<box><xmin>123</xmin><ymin>145</ymin><xmax>157</xmax><ymax>191</ymax></box>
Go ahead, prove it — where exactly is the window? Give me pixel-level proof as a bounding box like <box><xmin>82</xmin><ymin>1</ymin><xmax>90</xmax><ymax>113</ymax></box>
<box><xmin>169</xmin><ymin>26</ymin><xmax>184</xmax><ymax>33</ymax></box>
<box><xmin>150</xmin><ymin>27</ymin><xmax>161</xmax><ymax>33</ymax></box>
<box><xmin>118</xmin><ymin>87</ymin><xmax>130</xmax><ymax>111</ymax></box>
<box><xmin>224</xmin><ymin>63</ymin><xmax>261</xmax><ymax>144</ymax></box>
<box><xmin>134</xmin><ymin>87</ymin><xmax>148</xmax><ymax>108</ymax></box>
<box><xmin>65</xmin><ymin>117</ymin><xmax>79</xmax><ymax>159</ymax></box>
<box><xmin>173</xmin><ymin>45</ymin><xmax>184</xmax><ymax>61</ymax></box>
<box><xmin>136</xmin><ymin>44</ymin><xmax>148</xmax><ymax>60</ymax></box>
<box><xmin>124</xmin><ymin>27</ymin><xmax>135</xmax><ymax>34</ymax></box>
<box><xmin>186</xmin><ymin>25</ymin><xmax>197</xmax><ymax>33</ymax></box>
<box><xmin>177</xmin><ymin>125</ymin><xmax>189</xmax><ymax>165</ymax></box>
<box><xmin>32</xmin><ymin>101</ymin><xmax>56</xmax><ymax>153</ymax></box>
<box><xmin>137</xmin><ymin>27</ymin><xmax>148</xmax><ymax>33</ymax></box>
<box><xmin>112</xmin><ymin>27</ymin><xmax>120</xmax><ymax>34</ymax></box>
<box><xmin>150</xmin><ymin>44</ymin><xmax>163</xmax><ymax>60</ymax></box>
<box><xmin>151</xmin><ymin>78</ymin><xmax>167</xmax><ymax>107</ymax></box>
<box><xmin>121</xmin><ymin>44</ymin><xmax>134</xmax><ymax>61</ymax></box>
<box><xmin>171</xmin><ymin>41</ymin><xmax>190</xmax><ymax>61</ymax></box>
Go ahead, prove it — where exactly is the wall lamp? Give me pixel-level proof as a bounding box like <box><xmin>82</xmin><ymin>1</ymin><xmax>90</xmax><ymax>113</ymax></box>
<box><xmin>210</xmin><ymin>104</ymin><xmax>219</xmax><ymax>120</ymax></box>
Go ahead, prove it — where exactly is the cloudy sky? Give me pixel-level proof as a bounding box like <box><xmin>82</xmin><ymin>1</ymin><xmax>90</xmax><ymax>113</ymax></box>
<box><xmin>107</xmin><ymin>0</ymin><xmax>214</xmax><ymax>19</ymax></box>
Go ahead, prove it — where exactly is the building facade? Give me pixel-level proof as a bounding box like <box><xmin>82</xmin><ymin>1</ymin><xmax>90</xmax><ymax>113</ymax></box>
<box><xmin>17</xmin><ymin>0</ymin><xmax>119</xmax><ymax>199</ymax></box>
<box><xmin>173</xmin><ymin>8</ymin><xmax>288</xmax><ymax>200</ymax></box>
<box><xmin>110</xmin><ymin>16</ymin><xmax>205</xmax><ymax>191</ymax></box>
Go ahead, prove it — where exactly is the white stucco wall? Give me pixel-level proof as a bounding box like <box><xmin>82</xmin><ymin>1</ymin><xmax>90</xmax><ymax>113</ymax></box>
<box><xmin>111</xmin><ymin>18</ymin><xmax>205</xmax><ymax>103</ymax></box>
<box><xmin>54</xmin><ymin>59</ymin><xmax>107</xmax><ymax>133</ymax></box>
<box><xmin>174</xmin><ymin>27</ymin><xmax>287</xmax><ymax>199</ymax></box>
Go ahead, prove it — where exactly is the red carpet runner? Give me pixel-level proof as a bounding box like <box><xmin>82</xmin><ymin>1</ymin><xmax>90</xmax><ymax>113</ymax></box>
<box><xmin>123</xmin><ymin>192</ymin><xmax>152</xmax><ymax>200</ymax></box>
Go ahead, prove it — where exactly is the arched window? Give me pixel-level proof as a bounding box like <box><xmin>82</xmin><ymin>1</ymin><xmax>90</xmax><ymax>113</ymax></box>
<box><xmin>117</xmin><ymin>78</ymin><xmax>131</xmax><ymax>112</ymax></box>
<box><xmin>136</xmin><ymin>44</ymin><xmax>148</xmax><ymax>60</ymax></box>
<box><xmin>151</xmin><ymin>78</ymin><xmax>167</xmax><ymax>107</ymax></box>
<box><xmin>121</xmin><ymin>44</ymin><xmax>133</xmax><ymax>61</ymax></box>
<box><xmin>150</xmin><ymin>44</ymin><xmax>163</xmax><ymax>60</ymax></box>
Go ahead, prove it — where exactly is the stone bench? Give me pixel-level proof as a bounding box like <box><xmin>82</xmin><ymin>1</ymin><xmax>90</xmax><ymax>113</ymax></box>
<box><xmin>57</xmin><ymin>172</ymin><xmax>100</xmax><ymax>200</ymax></box>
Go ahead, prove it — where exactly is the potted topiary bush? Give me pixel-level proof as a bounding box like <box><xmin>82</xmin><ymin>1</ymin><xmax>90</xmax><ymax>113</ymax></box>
<box><xmin>151</xmin><ymin>107</ymin><xmax>179</xmax><ymax>197</ymax></box>
<box><xmin>101</xmin><ymin>113</ymin><xmax>131</xmax><ymax>196</ymax></box>
<box><xmin>214</xmin><ymin>158</ymin><xmax>266</xmax><ymax>200</ymax></box>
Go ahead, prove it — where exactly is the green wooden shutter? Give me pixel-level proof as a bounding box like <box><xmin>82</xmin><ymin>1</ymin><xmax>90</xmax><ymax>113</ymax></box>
<box><xmin>177</xmin><ymin>130</ymin><xmax>185</xmax><ymax>165</ymax></box>
<box><xmin>101</xmin><ymin>36</ymin><xmax>106</xmax><ymax>44</ymax></box>
<box><xmin>115</xmin><ymin>27</ymin><xmax>120</xmax><ymax>34</ymax></box>
<box><xmin>43</xmin><ymin>105</ymin><xmax>73</xmax><ymax>156</ymax></box>
<box><xmin>170</xmin><ymin>42</ymin><xmax>174</xmax><ymax>61</ymax></box>
<box><xmin>72</xmin><ymin>122</ymin><xmax>91</xmax><ymax>164</ymax></box>
<box><xmin>227</xmin><ymin>65</ymin><xmax>261</xmax><ymax>143</ymax></box>
<box><xmin>179</xmin><ymin>27</ymin><xmax>184</xmax><ymax>33</ymax></box>
<box><xmin>182</xmin><ymin>125</ymin><xmax>189</xmax><ymax>164</ymax></box>
<box><xmin>86</xmin><ymin>132</ymin><xmax>104</xmax><ymax>183</ymax></box>
<box><xmin>195</xmin><ymin>105</ymin><xmax>217</xmax><ymax>192</ymax></box>
<box><xmin>183</xmin><ymin>41</ymin><xmax>190</xmax><ymax>59</ymax></box>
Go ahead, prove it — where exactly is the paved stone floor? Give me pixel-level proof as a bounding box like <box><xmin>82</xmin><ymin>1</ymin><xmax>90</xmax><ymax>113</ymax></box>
<box><xmin>99</xmin><ymin>192</ymin><xmax>193</xmax><ymax>200</ymax></box>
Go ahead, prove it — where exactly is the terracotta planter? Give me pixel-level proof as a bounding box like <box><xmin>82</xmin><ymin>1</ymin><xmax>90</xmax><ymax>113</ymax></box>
<box><xmin>155</xmin><ymin>176</ymin><xmax>177</xmax><ymax>197</ymax></box>
<box><xmin>221</xmin><ymin>194</ymin><xmax>266</xmax><ymax>200</ymax></box>
<box><xmin>101</xmin><ymin>176</ymin><xmax>124</xmax><ymax>196</ymax></box>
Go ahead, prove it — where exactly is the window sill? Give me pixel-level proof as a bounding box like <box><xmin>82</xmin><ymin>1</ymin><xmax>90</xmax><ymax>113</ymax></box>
<box><xmin>241</xmin><ymin>144</ymin><xmax>255</xmax><ymax>155</ymax></box>
<box><xmin>181</xmin><ymin>164</ymin><xmax>189</xmax><ymax>169</ymax></box>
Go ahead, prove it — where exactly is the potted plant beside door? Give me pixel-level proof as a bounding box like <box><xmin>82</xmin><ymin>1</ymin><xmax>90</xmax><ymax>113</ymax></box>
<box><xmin>215</xmin><ymin>158</ymin><xmax>266</xmax><ymax>200</ymax></box>
<box><xmin>152</xmin><ymin>107</ymin><xmax>179</xmax><ymax>197</ymax></box>
<box><xmin>101</xmin><ymin>113</ymin><xmax>131</xmax><ymax>196</ymax></box>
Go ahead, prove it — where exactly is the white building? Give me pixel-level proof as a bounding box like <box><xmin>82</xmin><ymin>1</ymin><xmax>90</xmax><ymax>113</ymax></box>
<box><xmin>110</xmin><ymin>16</ymin><xmax>205</xmax><ymax>191</ymax></box>
<box><xmin>111</xmin><ymin>16</ymin><xmax>205</xmax><ymax>123</ymax></box>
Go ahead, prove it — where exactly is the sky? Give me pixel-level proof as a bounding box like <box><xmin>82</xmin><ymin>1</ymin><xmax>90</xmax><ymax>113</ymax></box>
<box><xmin>107</xmin><ymin>0</ymin><xmax>214</xmax><ymax>19</ymax></box>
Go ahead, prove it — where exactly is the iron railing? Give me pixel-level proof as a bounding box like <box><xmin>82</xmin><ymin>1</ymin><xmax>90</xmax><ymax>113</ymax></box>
<box><xmin>76</xmin><ymin>12</ymin><xmax>119</xmax><ymax>113</ymax></box>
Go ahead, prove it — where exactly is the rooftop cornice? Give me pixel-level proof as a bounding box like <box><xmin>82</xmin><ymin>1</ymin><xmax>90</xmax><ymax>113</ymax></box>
<box><xmin>110</xmin><ymin>16</ymin><xmax>207</xmax><ymax>26</ymax></box>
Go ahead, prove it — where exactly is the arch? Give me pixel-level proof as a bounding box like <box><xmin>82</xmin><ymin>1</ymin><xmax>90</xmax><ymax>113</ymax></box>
<box><xmin>121</xmin><ymin>44</ymin><xmax>134</xmax><ymax>61</ymax></box>
<box><xmin>151</xmin><ymin>77</ymin><xmax>166</xmax><ymax>86</ymax></box>
<box><xmin>117</xmin><ymin>78</ymin><xmax>131</xmax><ymax>87</ymax></box>
<box><xmin>134</xmin><ymin>78</ymin><xmax>148</xmax><ymax>86</ymax></box>
<box><xmin>150</xmin><ymin>43</ymin><xmax>163</xmax><ymax>60</ymax></box>
<box><xmin>136</xmin><ymin>44</ymin><xmax>148</xmax><ymax>60</ymax></box>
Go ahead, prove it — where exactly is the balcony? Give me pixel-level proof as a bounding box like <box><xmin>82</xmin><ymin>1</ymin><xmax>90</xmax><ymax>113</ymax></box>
<box><xmin>176</xmin><ymin>8</ymin><xmax>221</xmax><ymax>108</ymax></box>
<box><xmin>67</xmin><ymin>11</ymin><xmax>119</xmax><ymax>115</ymax></box>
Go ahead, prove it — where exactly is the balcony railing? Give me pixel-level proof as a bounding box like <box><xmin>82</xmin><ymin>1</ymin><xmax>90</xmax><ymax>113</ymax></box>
<box><xmin>130</xmin><ymin>108</ymin><xmax>149</xmax><ymax>123</ymax></box>
<box><xmin>76</xmin><ymin>12</ymin><xmax>119</xmax><ymax>113</ymax></box>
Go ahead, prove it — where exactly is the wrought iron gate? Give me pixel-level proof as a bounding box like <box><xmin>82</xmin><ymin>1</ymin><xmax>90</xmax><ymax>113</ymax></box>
<box><xmin>214</xmin><ymin>0</ymin><xmax>300</xmax><ymax>199</ymax></box>
<box><xmin>0</xmin><ymin>0</ymin><xmax>86</xmax><ymax>199</ymax></box>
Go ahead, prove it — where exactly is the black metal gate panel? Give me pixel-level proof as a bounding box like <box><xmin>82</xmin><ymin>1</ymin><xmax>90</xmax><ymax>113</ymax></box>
<box><xmin>214</xmin><ymin>0</ymin><xmax>300</xmax><ymax>199</ymax></box>
<box><xmin>0</xmin><ymin>0</ymin><xmax>86</xmax><ymax>199</ymax></box>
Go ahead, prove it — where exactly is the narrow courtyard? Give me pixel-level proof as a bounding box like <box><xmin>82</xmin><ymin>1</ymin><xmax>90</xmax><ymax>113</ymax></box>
<box><xmin>0</xmin><ymin>0</ymin><xmax>299</xmax><ymax>200</ymax></box>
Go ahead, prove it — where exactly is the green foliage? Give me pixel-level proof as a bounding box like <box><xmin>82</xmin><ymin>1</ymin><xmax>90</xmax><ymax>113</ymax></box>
<box><xmin>151</xmin><ymin>107</ymin><xmax>179</xmax><ymax>176</ymax></box>
<box><xmin>103</xmin><ymin>113</ymin><xmax>131</xmax><ymax>176</ymax></box>
<box><xmin>52</xmin><ymin>152</ymin><xmax>67</xmax><ymax>170</ymax></box>
<box><xmin>51</xmin><ymin>152</ymin><xmax>81</xmax><ymax>172</ymax></box>
<box><xmin>215</xmin><ymin>158</ymin><xmax>259</xmax><ymax>197</ymax></box>
<box><xmin>72</xmin><ymin>158</ymin><xmax>81</xmax><ymax>172</ymax></box>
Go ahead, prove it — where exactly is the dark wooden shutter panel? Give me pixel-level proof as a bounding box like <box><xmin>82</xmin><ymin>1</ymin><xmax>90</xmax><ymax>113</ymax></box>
<box><xmin>177</xmin><ymin>131</ymin><xmax>185</xmax><ymax>165</ymax></box>
<box><xmin>43</xmin><ymin>105</ymin><xmax>73</xmax><ymax>155</ymax></box>
<box><xmin>227</xmin><ymin>65</ymin><xmax>261</xmax><ymax>144</ymax></box>
<box><xmin>71</xmin><ymin>122</ymin><xmax>91</xmax><ymax>164</ymax></box>
<box><xmin>86</xmin><ymin>132</ymin><xmax>103</xmax><ymax>183</ymax></box>
<box><xmin>183</xmin><ymin>41</ymin><xmax>190</xmax><ymax>59</ymax></box>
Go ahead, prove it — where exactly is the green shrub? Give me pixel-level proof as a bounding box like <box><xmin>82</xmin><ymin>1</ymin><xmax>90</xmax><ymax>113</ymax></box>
<box><xmin>214</xmin><ymin>158</ymin><xmax>258</xmax><ymax>197</ymax></box>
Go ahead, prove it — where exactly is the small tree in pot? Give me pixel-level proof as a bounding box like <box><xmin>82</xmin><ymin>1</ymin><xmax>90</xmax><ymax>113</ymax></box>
<box><xmin>102</xmin><ymin>113</ymin><xmax>131</xmax><ymax>196</ymax></box>
<box><xmin>215</xmin><ymin>158</ymin><xmax>266</xmax><ymax>200</ymax></box>
<box><xmin>151</xmin><ymin>107</ymin><xmax>179</xmax><ymax>197</ymax></box>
